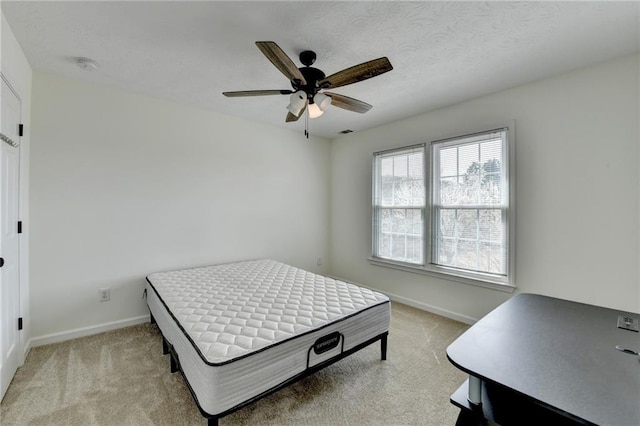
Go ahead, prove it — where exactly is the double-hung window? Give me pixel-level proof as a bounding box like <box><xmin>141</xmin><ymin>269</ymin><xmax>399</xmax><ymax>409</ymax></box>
<box><xmin>372</xmin><ymin>145</ymin><xmax>426</xmax><ymax>265</ymax></box>
<box><xmin>371</xmin><ymin>126</ymin><xmax>514</xmax><ymax>289</ymax></box>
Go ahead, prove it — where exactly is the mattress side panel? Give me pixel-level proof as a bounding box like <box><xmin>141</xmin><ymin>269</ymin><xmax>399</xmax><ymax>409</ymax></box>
<box><xmin>212</xmin><ymin>302</ymin><xmax>390</xmax><ymax>413</ymax></box>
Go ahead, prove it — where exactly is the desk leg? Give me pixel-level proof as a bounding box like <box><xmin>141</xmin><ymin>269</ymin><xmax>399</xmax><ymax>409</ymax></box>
<box><xmin>455</xmin><ymin>408</ymin><xmax>485</xmax><ymax>426</ymax></box>
<box><xmin>467</xmin><ymin>375</ymin><xmax>483</xmax><ymax>406</ymax></box>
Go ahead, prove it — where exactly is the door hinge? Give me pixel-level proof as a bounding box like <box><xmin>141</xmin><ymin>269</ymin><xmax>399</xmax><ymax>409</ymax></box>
<box><xmin>17</xmin><ymin>221</ymin><xmax>22</xmax><ymax>234</ymax></box>
<box><xmin>19</xmin><ymin>124</ymin><xmax>24</xmax><ymax>137</ymax></box>
<box><xmin>18</xmin><ymin>317</ymin><xmax>23</xmax><ymax>330</ymax></box>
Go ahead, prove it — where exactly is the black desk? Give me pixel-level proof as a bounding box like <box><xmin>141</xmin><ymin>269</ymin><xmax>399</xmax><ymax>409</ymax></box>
<box><xmin>446</xmin><ymin>293</ymin><xmax>640</xmax><ymax>425</ymax></box>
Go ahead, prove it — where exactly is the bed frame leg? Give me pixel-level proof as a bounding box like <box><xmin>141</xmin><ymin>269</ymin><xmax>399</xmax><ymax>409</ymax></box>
<box><xmin>381</xmin><ymin>334</ymin><xmax>388</xmax><ymax>361</ymax></box>
<box><xmin>168</xmin><ymin>345</ymin><xmax>180</xmax><ymax>373</ymax></box>
<box><xmin>162</xmin><ymin>337</ymin><xmax>169</xmax><ymax>355</ymax></box>
<box><xmin>170</xmin><ymin>353</ymin><xmax>178</xmax><ymax>373</ymax></box>
<box><xmin>208</xmin><ymin>418</ymin><xmax>218</xmax><ymax>426</ymax></box>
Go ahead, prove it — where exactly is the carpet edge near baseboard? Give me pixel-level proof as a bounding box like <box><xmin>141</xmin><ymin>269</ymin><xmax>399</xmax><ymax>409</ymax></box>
<box><xmin>27</xmin><ymin>314</ymin><xmax>151</xmax><ymax>350</ymax></box>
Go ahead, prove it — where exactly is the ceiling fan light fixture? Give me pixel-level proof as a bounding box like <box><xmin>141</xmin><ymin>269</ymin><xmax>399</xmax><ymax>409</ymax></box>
<box><xmin>313</xmin><ymin>92</ymin><xmax>332</xmax><ymax>111</ymax></box>
<box><xmin>223</xmin><ymin>42</ymin><xmax>393</xmax><ymax>133</ymax></box>
<box><xmin>287</xmin><ymin>90</ymin><xmax>306</xmax><ymax>116</ymax></box>
<box><xmin>307</xmin><ymin>102</ymin><xmax>324</xmax><ymax>119</ymax></box>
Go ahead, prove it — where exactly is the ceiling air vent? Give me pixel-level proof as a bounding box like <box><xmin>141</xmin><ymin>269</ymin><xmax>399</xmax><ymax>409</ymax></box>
<box><xmin>339</xmin><ymin>129</ymin><xmax>353</xmax><ymax>134</ymax></box>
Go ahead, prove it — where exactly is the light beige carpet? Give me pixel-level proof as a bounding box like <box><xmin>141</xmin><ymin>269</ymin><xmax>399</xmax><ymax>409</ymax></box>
<box><xmin>1</xmin><ymin>302</ymin><xmax>469</xmax><ymax>425</ymax></box>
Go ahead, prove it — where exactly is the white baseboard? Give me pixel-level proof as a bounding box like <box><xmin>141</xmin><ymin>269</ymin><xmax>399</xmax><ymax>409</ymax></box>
<box><xmin>330</xmin><ymin>275</ymin><xmax>478</xmax><ymax>325</ymax></box>
<box><xmin>29</xmin><ymin>315</ymin><xmax>151</xmax><ymax>348</ymax></box>
<box><xmin>384</xmin><ymin>292</ymin><xmax>477</xmax><ymax>325</ymax></box>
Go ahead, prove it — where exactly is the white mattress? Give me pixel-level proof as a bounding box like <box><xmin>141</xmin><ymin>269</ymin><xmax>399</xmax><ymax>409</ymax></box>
<box><xmin>146</xmin><ymin>259</ymin><xmax>390</xmax><ymax>417</ymax></box>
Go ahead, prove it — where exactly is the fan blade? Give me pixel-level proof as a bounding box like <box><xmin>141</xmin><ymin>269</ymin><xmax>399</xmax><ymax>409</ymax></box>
<box><xmin>325</xmin><ymin>92</ymin><xmax>372</xmax><ymax>113</ymax></box>
<box><xmin>286</xmin><ymin>103</ymin><xmax>307</xmax><ymax>122</ymax></box>
<box><xmin>223</xmin><ymin>90</ymin><xmax>293</xmax><ymax>97</ymax></box>
<box><xmin>256</xmin><ymin>41</ymin><xmax>307</xmax><ymax>85</ymax></box>
<box><xmin>319</xmin><ymin>57</ymin><xmax>393</xmax><ymax>89</ymax></box>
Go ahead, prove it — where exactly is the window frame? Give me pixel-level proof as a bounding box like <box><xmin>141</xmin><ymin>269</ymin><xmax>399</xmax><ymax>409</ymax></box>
<box><xmin>369</xmin><ymin>123</ymin><xmax>516</xmax><ymax>292</ymax></box>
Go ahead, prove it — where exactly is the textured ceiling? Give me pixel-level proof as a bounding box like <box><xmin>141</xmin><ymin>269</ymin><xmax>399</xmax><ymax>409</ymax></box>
<box><xmin>2</xmin><ymin>1</ymin><xmax>639</xmax><ymax>139</ymax></box>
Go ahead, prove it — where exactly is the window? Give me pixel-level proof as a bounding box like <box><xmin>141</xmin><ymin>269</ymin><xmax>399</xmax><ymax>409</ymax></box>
<box><xmin>371</xmin><ymin>127</ymin><xmax>514</xmax><ymax>289</ymax></box>
<box><xmin>372</xmin><ymin>145</ymin><xmax>425</xmax><ymax>265</ymax></box>
<box><xmin>432</xmin><ymin>129</ymin><xmax>510</xmax><ymax>277</ymax></box>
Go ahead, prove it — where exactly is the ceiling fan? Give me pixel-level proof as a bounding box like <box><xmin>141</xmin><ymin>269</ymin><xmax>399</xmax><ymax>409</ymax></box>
<box><xmin>223</xmin><ymin>41</ymin><xmax>393</xmax><ymax>124</ymax></box>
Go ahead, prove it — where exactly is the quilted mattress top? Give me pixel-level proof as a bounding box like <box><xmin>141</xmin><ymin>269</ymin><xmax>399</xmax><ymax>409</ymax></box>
<box><xmin>146</xmin><ymin>259</ymin><xmax>389</xmax><ymax>364</ymax></box>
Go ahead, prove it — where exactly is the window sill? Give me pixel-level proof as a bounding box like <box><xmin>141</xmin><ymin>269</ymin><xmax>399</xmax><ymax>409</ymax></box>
<box><xmin>367</xmin><ymin>257</ymin><xmax>516</xmax><ymax>293</ymax></box>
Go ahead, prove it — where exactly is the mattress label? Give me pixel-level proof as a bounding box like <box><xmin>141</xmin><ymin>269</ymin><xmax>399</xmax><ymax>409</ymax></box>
<box><xmin>313</xmin><ymin>332</ymin><xmax>342</xmax><ymax>355</ymax></box>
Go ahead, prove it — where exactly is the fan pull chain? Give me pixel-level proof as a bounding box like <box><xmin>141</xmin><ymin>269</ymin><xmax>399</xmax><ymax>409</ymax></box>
<box><xmin>304</xmin><ymin>108</ymin><xmax>309</xmax><ymax>139</ymax></box>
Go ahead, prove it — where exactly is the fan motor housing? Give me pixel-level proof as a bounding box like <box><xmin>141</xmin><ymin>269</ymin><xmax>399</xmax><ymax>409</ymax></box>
<box><xmin>293</xmin><ymin>66</ymin><xmax>326</xmax><ymax>100</ymax></box>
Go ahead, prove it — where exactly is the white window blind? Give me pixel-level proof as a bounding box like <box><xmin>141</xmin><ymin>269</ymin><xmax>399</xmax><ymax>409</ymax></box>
<box><xmin>372</xmin><ymin>145</ymin><xmax>425</xmax><ymax>265</ymax></box>
<box><xmin>431</xmin><ymin>129</ymin><xmax>509</xmax><ymax>276</ymax></box>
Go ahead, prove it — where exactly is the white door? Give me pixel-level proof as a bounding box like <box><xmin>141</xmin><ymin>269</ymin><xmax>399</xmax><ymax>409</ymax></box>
<box><xmin>0</xmin><ymin>73</ymin><xmax>21</xmax><ymax>400</ymax></box>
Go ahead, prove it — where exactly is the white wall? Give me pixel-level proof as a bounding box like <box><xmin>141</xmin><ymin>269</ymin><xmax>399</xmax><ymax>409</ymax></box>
<box><xmin>24</xmin><ymin>53</ymin><xmax>640</xmax><ymax>341</ymax></box>
<box><xmin>330</xmin><ymin>54</ymin><xmax>640</xmax><ymax>321</ymax></box>
<box><xmin>1</xmin><ymin>12</ymin><xmax>32</xmax><ymax>359</ymax></box>
<box><xmin>30</xmin><ymin>72</ymin><xmax>331</xmax><ymax>340</ymax></box>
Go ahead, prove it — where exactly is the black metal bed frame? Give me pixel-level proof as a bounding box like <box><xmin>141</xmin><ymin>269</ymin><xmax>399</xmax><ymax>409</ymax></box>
<box><xmin>150</xmin><ymin>313</ymin><xmax>388</xmax><ymax>426</ymax></box>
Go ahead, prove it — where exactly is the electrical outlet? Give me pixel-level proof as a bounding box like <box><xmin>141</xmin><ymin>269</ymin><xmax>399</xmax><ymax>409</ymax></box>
<box><xmin>317</xmin><ymin>257</ymin><xmax>323</xmax><ymax>266</ymax></box>
<box><xmin>99</xmin><ymin>288</ymin><xmax>110</xmax><ymax>302</ymax></box>
<box><xmin>617</xmin><ymin>315</ymin><xmax>639</xmax><ymax>332</ymax></box>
